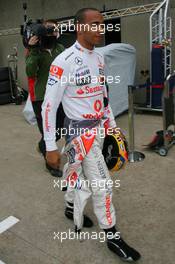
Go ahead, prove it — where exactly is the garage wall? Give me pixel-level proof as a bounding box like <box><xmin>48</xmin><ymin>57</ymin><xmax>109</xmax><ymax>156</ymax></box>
<box><xmin>121</xmin><ymin>14</ymin><xmax>150</xmax><ymax>84</ymax></box>
<box><xmin>0</xmin><ymin>0</ymin><xmax>161</xmax><ymax>29</ymax></box>
<box><xmin>0</xmin><ymin>0</ymin><xmax>174</xmax><ymax>90</ymax></box>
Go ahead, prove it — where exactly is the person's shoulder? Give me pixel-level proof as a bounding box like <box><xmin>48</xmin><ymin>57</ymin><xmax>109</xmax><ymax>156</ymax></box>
<box><xmin>94</xmin><ymin>50</ymin><xmax>104</xmax><ymax>59</ymax></box>
<box><xmin>53</xmin><ymin>44</ymin><xmax>75</xmax><ymax>65</ymax></box>
<box><xmin>27</xmin><ymin>46</ymin><xmax>41</xmax><ymax>55</ymax></box>
<box><xmin>55</xmin><ymin>43</ymin><xmax>65</xmax><ymax>52</ymax></box>
<box><xmin>94</xmin><ymin>50</ymin><xmax>105</xmax><ymax>66</ymax></box>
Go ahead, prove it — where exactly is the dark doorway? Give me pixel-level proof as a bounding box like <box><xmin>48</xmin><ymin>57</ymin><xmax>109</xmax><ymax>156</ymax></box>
<box><xmin>105</xmin><ymin>18</ymin><xmax>121</xmax><ymax>45</ymax></box>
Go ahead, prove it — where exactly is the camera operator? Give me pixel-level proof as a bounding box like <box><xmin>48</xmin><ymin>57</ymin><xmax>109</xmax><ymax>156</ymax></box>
<box><xmin>26</xmin><ymin>19</ymin><xmax>65</xmax><ymax>177</ymax></box>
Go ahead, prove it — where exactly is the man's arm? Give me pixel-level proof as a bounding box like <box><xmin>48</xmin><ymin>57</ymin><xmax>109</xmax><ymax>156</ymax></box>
<box><xmin>41</xmin><ymin>57</ymin><xmax>68</xmax><ymax>168</ymax></box>
<box><xmin>103</xmin><ymin>83</ymin><xmax>126</xmax><ymax>140</ymax></box>
<box><xmin>25</xmin><ymin>36</ymin><xmax>40</xmax><ymax>77</ymax></box>
<box><xmin>103</xmin><ymin>83</ymin><xmax>117</xmax><ymax>128</ymax></box>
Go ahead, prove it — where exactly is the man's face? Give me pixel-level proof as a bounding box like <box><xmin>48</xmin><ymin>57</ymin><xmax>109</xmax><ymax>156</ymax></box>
<box><xmin>78</xmin><ymin>10</ymin><xmax>104</xmax><ymax>46</ymax></box>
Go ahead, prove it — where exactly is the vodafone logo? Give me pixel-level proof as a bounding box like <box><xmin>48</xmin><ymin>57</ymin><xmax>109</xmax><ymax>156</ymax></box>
<box><xmin>94</xmin><ymin>100</ymin><xmax>102</xmax><ymax>112</ymax></box>
<box><xmin>53</xmin><ymin>66</ymin><xmax>58</xmax><ymax>74</ymax></box>
<box><xmin>82</xmin><ymin>112</ymin><xmax>104</xmax><ymax>119</ymax></box>
<box><xmin>50</xmin><ymin>65</ymin><xmax>64</xmax><ymax>79</ymax></box>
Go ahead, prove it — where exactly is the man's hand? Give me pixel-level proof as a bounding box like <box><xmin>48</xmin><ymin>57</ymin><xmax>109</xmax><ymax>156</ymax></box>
<box><xmin>46</xmin><ymin>150</ymin><xmax>61</xmax><ymax>170</ymax></box>
<box><xmin>28</xmin><ymin>36</ymin><xmax>39</xmax><ymax>46</ymax></box>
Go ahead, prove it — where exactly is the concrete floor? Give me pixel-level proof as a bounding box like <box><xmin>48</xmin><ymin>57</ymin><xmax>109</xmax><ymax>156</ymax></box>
<box><xmin>0</xmin><ymin>104</ymin><xmax>175</xmax><ymax>264</ymax></box>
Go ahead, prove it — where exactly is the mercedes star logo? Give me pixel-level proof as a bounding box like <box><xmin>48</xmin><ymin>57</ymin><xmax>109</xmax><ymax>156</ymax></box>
<box><xmin>75</xmin><ymin>57</ymin><xmax>83</xmax><ymax>65</ymax></box>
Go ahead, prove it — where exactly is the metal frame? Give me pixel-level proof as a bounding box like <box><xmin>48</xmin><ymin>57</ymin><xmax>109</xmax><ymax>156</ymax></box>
<box><xmin>148</xmin><ymin>0</ymin><xmax>172</xmax><ymax>110</ymax></box>
<box><xmin>0</xmin><ymin>2</ymin><xmax>162</xmax><ymax>36</ymax></box>
<box><xmin>128</xmin><ymin>71</ymin><xmax>175</xmax><ymax>159</ymax></box>
<box><xmin>162</xmin><ymin>72</ymin><xmax>175</xmax><ymax>146</ymax></box>
<box><xmin>152</xmin><ymin>71</ymin><xmax>175</xmax><ymax>156</ymax></box>
<box><xmin>128</xmin><ymin>85</ymin><xmax>145</xmax><ymax>162</ymax></box>
<box><xmin>7</xmin><ymin>46</ymin><xmax>18</xmax><ymax>100</ymax></box>
<box><xmin>102</xmin><ymin>3</ymin><xmax>160</xmax><ymax>20</ymax></box>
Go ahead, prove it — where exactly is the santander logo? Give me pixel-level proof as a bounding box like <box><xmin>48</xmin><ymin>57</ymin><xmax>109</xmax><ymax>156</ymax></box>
<box><xmin>77</xmin><ymin>89</ymin><xmax>85</xmax><ymax>95</ymax></box>
<box><xmin>45</xmin><ymin>102</ymin><xmax>51</xmax><ymax>132</ymax></box>
<box><xmin>76</xmin><ymin>85</ymin><xmax>102</xmax><ymax>95</ymax></box>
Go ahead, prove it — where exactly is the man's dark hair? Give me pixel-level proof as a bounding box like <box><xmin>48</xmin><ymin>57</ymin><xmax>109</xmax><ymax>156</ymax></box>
<box><xmin>74</xmin><ymin>8</ymin><xmax>100</xmax><ymax>24</ymax></box>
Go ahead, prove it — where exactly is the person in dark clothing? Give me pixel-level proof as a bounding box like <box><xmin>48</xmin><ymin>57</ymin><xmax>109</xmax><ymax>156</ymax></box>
<box><xmin>26</xmin><ymin>20</ymin><xmax>65</xmax><ymax>177</ymax></box>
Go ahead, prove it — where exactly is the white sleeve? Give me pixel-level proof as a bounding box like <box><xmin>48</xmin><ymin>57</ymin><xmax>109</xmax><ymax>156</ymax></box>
<box><xmin>103</xmin><ymin>84</ymin><xmax>117</xmax><ymax>128</ymax></box>
<box><xmin>99</xmin><ymin>53</ymin><xmax>117</xmax><ymax>129</ymax></box>
<box><xmin>106</xmin><ymin>104</ymin><xmax>117</xmax><ymax>128</ymax></box>
<box><xmin>42</xmin><ymin>58</ymin><xmax>68</xmax><ymax>151</ymax></box>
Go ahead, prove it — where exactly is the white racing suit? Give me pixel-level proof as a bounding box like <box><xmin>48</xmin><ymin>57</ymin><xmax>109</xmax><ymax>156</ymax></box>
<box><xmin>42</xmin><ymin>41</ymin><xmax>117</xmax><ymax>230</ymax></box>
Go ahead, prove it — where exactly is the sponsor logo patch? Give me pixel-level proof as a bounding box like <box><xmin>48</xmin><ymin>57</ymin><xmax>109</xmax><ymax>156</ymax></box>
<box><xmin>65</xmin><ymin>51</ymin><xmax>74</xmax><ymax>61</ymax></box>
<box><xmin>67</xmin><ymin>147</ymin><xmax>76</xmax><ymax>164</ymax></box>
<box><xmin>45</xmin><ymin>102</ymin><xmax>51</xmax><ymax>132</ymax></box>
<box><xmin>99</xmin><ymin>68</ymin><xmax>104</xmax><ymax>75</ymax></box>
<box><xmin>106</xmin><ymin>195</ymin><xmax>112</xmax><ymax>225</ymax></box>
<box><xmin>48</xmin><ymin>77</ymin><xmax>58</xmax><ymax>86</ymax></box>
<box><xmin>50</xmin><ymin>65</ymin><xmax>64</xmax><ymax>79</ymax></box>
<box><xmin>76</xmin><ymin>85</ymin><xmax>102</xmax><ymax>95</ymax></box>
<box><xmin>76</xmin><ymin>76</ymin><xmax>91</xmax><ymax>86</ymax></box>
<box><xmin>75</xmin><ymin>57</ymin><xmax>83</xmax><ymax>65</ymax></box>
<box><xmin>82</xmin><ymin>112</ymin><xmax>104</xmax><ymax>119</ymax></box>
<box><xmin>75</xmin><ymin>69</ymin><xmax>90</xmax><ymax>77</ymax></box>
<box><xmin>94</xmin><ymin>100</ymin><xmax>102</xmax><ymax>112</ymax></box>
<box><xmin>75</xmin><ymin>69</ymin><xmax>91</xmax><ymax>86</ymax></box>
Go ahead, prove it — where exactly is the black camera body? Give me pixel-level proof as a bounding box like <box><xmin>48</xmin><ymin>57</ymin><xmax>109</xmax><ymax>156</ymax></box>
<box><xmin>21</xmin><ymin>19</ymin><xmax>55</xmax><ymax>48</ymax></box>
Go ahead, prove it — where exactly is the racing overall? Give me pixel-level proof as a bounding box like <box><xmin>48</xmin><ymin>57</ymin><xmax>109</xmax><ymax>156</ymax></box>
<box><xmin>42</xmin><ymin>41</ymin><xmax>117</xmax><ymax>229</ymax></box>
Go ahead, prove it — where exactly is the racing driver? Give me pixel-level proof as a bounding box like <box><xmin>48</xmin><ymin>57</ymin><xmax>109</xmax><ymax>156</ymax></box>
<box><xmin>42</xmin><ymin>7</ymin><xmax>141</xmax><ymax>262</ymax></box>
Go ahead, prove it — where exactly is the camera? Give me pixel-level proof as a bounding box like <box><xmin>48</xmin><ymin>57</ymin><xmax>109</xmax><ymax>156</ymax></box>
<box><xmin>21</xmin><ymin>19</ymin><xmax>56</xmax><ymax>48</ymax></box>
<box><xmin>20</xmin><ymin>3</ymin><xmax>56</xmax><ymax>48</ymax></box>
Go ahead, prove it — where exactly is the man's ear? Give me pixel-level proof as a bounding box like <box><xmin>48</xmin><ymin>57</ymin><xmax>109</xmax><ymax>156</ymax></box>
<box><xmin>76</xmin><ymin>22</ymin><xmax>87</xmax><ymax>35</ymax></box>
<box><xmin>76</xmin><ymin>22</ymin><xmax>82</xmax><ymax>33</ymax></box>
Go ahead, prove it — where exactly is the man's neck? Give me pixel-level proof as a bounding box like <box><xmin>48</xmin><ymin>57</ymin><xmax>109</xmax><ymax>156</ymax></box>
<box><xmin>77</xmin><ymin>38</ymin><xmax>94</xmax><ymax>50</ymax></box>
